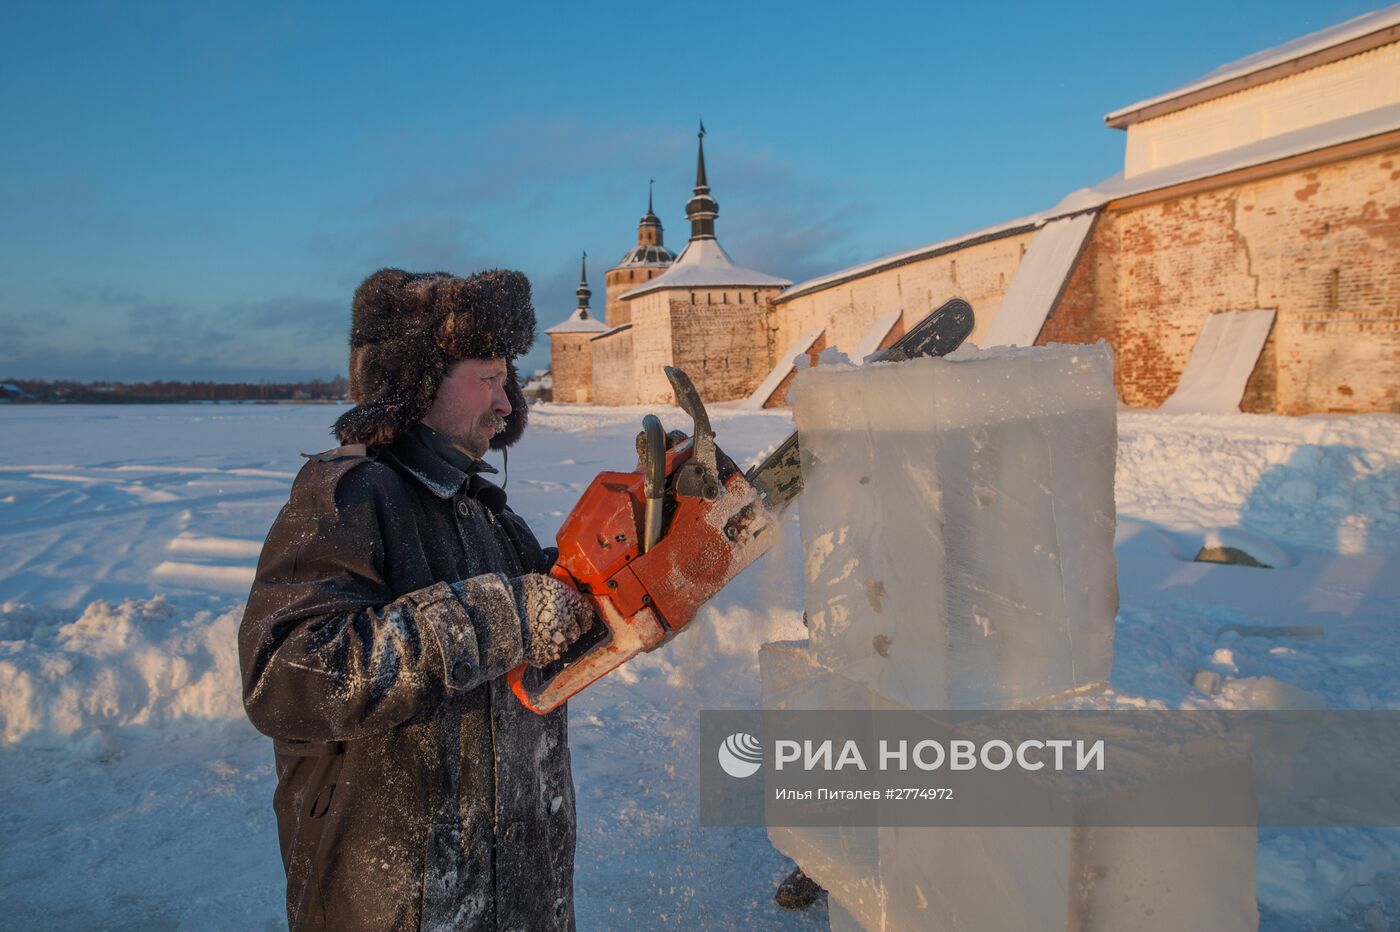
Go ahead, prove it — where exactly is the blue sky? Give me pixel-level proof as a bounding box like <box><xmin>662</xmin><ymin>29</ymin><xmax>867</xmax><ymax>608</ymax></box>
<box><xmin>0</xmin><ymin>0</ymin><xmax>1381</xmax><ymax>382</ymax></box>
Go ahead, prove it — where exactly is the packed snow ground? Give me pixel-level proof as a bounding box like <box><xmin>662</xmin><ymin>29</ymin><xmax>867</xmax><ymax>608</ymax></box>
<box><xmin>0</xmin><ymin>402</ymin><xmax>1397</xmax><ymax>930</ymax></box>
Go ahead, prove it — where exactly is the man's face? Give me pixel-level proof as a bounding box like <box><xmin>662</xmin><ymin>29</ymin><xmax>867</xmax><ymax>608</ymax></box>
<box><xmin>420</xmin><ymin>357</ymin><xmax>512</xmax><ymax>457</ymax></box>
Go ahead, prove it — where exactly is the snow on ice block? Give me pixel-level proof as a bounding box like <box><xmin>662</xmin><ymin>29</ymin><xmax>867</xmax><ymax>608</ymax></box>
<box><xmin>760</xmin><ymin>642</ymin><xmax>1258</xmax><ymax>932</ymax></box>
<box><xmin>790</xmin><ymin>342</ymin><xmax>1119</xmax><ymax>710</ymax></box>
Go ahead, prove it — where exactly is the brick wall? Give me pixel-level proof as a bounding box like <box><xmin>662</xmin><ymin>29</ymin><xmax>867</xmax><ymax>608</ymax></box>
<box><xmin>585</xmin><ymin>147</ymin><xmax>1396</xmax><ymax>414</ymax></box>
<box><xmin>605</xmin><ymin>266</ymin><xmax>668</xmax><ymax>327</ymax></box>
<box><xmin>591</xmin><ymin>328</ymin><xmax>635</xmax><ymax>406</ymax></box>
<box><xmin>771</xmin><ymin>231</ymin><xmax>1035</xmax><ymax>372</ymax></box>
<box><xmin>548</xmin><ymin>333</ymin><xmax>595</xmax><ymax>403</ymax></box>
<box><xmin>1043</xmin><ymin>145</ymin><xmax>1400</xmax><ymax>413</ymax></box>
<box><xmin>668</xmin><ymin>288</ymin><xmax>778</xmax><ymax>402</ymax></box>
<box><xmin>629</xmin><ymin>291</ymin><xmax>676</xmax><ymax>403</ymax></box>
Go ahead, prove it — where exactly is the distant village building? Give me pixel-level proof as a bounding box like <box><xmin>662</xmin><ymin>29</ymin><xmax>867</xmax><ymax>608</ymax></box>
<box><xmin>551</xmin><ymin>8</ymin><xmax>1399</xmax><ymax>413</ymax></box>
<box><xmin>522</xmin><ymin>369</ymin><xmax>553</xmax><ymax>403</ymax></box>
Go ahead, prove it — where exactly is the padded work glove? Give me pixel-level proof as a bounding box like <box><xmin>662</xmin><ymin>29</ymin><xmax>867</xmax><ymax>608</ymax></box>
<box><xmin>519</xmin><ymin>573</ymin><xmax>596</xmax><ymax>667</ymax></box>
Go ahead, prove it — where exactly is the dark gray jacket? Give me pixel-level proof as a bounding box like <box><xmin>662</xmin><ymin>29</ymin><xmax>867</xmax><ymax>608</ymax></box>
<box><xmin>240</xmin><ymin>429</ymin><xmax>575</xmax><ymax>931</ymax></box>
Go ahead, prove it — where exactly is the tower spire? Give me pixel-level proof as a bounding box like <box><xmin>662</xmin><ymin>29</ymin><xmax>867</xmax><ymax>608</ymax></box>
<box><xmin>575</xmin><ymin>251</ymin><xmax>592</xmax><ymax>317</ymax></box>
<box><xmin>695</xmin><ymin>120</ymin><xmax>709</xmax><ymax>188</ymax></box>
<box><xmin>685</xmin><ymin>120</ymin><xmax>718</xmax><ymax>241</ymax></box>
<box><xmin>638</xmin><ymin>181</ymin><xmax>664</xmax><ymax>246</ymax></box>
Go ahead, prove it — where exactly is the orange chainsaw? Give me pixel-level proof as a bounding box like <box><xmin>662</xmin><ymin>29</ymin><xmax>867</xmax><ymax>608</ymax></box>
<box><xmin>506</xmin><ymin>299</ymin><xmax>975</xmax><ymax>714</ymax></box>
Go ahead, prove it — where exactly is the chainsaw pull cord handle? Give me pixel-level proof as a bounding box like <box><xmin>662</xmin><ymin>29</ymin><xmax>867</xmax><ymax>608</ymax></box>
<box><xmin>637</xmin><ymin>414</ymin><xmax>666</xmax><ymax>553</ymax></box>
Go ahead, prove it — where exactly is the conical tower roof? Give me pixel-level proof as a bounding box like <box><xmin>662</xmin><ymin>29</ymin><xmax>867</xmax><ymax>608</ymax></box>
<box><xmin>613</xmin><ymin>181</ymin><xmax>677</xmax><ymax>270</ymax></box>
<box><xmin>545</xmin><ymin>251</ymin><xmax>609</xmax><ymax>334</ymax></box>
<box><xmin>621</xmin><ymin>124</ymin><xmax>790</xmax><ymax>301</ymax></box>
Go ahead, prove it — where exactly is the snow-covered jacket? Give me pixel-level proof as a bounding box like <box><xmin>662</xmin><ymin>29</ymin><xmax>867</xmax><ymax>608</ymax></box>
<box><xmin>240</xmin><ymin>429</ymin><xmax>575</xmax><ymax>931</ymax></box>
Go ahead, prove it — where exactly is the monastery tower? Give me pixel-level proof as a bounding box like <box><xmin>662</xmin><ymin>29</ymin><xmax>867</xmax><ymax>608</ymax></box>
<box><xmin>603</xmin><ymin>184</ymin><xmax>676</xmax><ymax>327</ymax></box>
<box><xmin>543</xmin><ymin>253</ymin><xmax>607</xmax><ymax>403</ymax></box>
<box><xmin>617</xmin><ymin>125</ymin><xmax>791</xmax><ymax>404</ymax></box>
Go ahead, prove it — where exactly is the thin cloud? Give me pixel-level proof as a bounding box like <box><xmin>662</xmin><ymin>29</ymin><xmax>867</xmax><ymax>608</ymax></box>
<box><xmin>56</xmin><ymin>283</ymin><xmax>144</xmax><ymax>307</ymax></box>
<box><xmin>222</xmin><ymin>295</ymin><xmax>344</xmax><ymax>341</ymax></box>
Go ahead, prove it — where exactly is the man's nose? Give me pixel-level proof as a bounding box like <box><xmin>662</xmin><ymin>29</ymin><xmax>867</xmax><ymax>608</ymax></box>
<box><xmin>493</xmin><ymin>383</ymin><xmax>512</xmax><ymax>417</ymax></box>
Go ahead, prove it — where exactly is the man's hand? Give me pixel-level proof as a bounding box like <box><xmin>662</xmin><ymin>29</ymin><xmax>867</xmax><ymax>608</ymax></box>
<box><xmin>519</xmin><ymin>573</ymin><xmax>595</xmax><ymax>667</ymax></box>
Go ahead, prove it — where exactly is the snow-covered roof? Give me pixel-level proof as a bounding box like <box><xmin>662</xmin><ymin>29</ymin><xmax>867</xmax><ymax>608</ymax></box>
<box><xmin>590</xmin><ymin>323</ymin><xmax>632</xmax><ymax>342</ymax></box>
<box><xmin>1106</xmin><ymin>4</ymin><xmax>1400</xmax><ymax>127</ymax></box>
<box><xmin>619</xmin><ymin>237</ymin><xmax>790</xmax><ymax>300</ymax></box>
<box><xmin>612</xmin><ymin>243</ymin><xmax>676</xmax><ymax>269</ymax></box>
<box><xmin>544</xmin><ymin>307</ymin><xmax>609</xmax><ymax>335</ymax></box>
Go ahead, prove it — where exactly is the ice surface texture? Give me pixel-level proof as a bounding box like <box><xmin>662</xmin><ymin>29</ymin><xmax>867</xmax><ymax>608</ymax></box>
<box><xmin>790</xmin><ymin>343</ymin><xmax>1120</xmax><ymax>710</ymax></box>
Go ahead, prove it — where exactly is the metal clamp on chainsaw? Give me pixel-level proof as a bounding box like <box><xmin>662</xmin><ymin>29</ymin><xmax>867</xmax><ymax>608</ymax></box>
<box><xmin>506</xmin><ymin>367</ymin><xmax>776</xmax><ymax>714</ymax></box>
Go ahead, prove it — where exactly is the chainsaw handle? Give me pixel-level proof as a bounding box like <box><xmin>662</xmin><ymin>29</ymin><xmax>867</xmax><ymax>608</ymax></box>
<box><xmin>505</xmin><ymin>595</ymin><xmax>667</xmax><ymax>714</ymax></box>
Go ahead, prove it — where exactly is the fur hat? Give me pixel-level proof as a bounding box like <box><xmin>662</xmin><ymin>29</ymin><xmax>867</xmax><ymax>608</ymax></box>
<box><xmin>332</xmin><ymin>267</ymin><xmax>535</xmax><ymax>448</ymax></box>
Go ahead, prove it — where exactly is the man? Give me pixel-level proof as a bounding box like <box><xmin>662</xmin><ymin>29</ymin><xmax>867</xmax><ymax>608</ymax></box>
<box><xmin>240</xmin><ymin>268</ymin><xmax>593</xmax><ymax>931</ymax></box>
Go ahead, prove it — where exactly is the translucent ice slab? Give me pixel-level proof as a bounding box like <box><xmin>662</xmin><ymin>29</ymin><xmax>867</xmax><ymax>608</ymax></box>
<box><xmin>760</xmin><ymin>641</ymin><xmax>1257</xmax><ymax>931</ymax></box>
<box><xmin>790</xmin><ymin>343</ymin><xmax>1120</xmax><ymax>710</ymax></box>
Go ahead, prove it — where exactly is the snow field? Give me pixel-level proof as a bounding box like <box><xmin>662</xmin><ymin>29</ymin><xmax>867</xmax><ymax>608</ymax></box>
<box><xmin>0</xmin><ymin>402</ymin><xmax>1396</xmax><ymax>929</ymax></box>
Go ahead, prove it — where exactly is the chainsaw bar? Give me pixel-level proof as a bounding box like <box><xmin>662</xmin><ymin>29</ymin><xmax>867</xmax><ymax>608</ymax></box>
<box><xmin>744</xmin><ymin>297</ymin><xmax>975</xmax><ymax>512</ymax></box>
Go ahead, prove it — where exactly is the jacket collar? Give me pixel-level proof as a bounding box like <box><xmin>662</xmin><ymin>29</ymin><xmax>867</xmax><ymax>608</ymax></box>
<box><xmin>382</xmin><ymin>425</ymin><xmax>500</xmax><ymax>500</ymax></box>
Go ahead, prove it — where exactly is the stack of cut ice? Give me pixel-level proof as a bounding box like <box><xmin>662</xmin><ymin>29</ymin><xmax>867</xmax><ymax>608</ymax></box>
<box><xmin>766</xmin><ymin>343</ymin><xmax>1258</xmax><ymax>930</ymax></box>
<box><xmin>789</xmin><ymin>342</ymin><xmax>1120</xmax><ymax>709</ymax></box>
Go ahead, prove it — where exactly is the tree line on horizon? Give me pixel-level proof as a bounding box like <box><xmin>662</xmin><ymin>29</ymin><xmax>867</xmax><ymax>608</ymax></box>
<box><xmin>0</xmin><ymin>375</ymin><xmax>351</xmax><ymax>404</ymax></box>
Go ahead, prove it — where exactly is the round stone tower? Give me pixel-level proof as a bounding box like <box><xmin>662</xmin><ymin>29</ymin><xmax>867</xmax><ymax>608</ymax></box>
<box><xmin>604</xmin><ymin>182</ymin><xmax>676</xmax><ymax>327</ymax></box>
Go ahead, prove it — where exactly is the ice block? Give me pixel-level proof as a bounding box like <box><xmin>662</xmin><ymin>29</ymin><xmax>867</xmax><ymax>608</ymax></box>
<box><xmin>760</xmin><ymin>641</ymin><xmax>1258</xmax><ymax>932</ymax></box>
<box><xmin>790</xmin><ymin>342</ymin><xmax>1120</xmax><ymax>710</ymax></box>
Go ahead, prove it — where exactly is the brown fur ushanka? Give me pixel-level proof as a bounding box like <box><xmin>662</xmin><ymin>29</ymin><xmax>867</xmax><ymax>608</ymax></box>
<box><xmin>333</xmin><ymin>267</ymin><xmax>536</xmax><ymax>448</ymax></box>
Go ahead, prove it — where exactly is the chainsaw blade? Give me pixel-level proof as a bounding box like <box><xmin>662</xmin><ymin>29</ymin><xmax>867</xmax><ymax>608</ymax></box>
<box><xmin>745</xmin><ymin>297</ymin><xmax>975</xmax><ymax>512</ymax></box>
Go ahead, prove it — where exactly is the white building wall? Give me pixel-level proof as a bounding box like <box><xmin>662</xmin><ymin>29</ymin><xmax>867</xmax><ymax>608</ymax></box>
<box><xmin>1124</xmin><ymin>41</ymin><xmax>1400</xmax><ymax>177</ymax></box>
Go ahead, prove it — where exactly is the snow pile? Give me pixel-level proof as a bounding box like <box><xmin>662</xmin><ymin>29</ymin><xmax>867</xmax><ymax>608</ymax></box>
<box><xmin>1117</xmin><ymin>412</ymin><xmax>1400</xmax><ymax>554</ymax></box>
<box><xmin>0</xmin><ymin>596</ymin><xmax>245</xmax><ymax>750</ymax></box>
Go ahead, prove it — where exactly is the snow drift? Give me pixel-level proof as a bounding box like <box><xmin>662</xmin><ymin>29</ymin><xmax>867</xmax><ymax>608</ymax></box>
<box><xmin>0</xmin><ymin>596</ymin><xmax>245</xmax><ymax>749</ymax></box>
